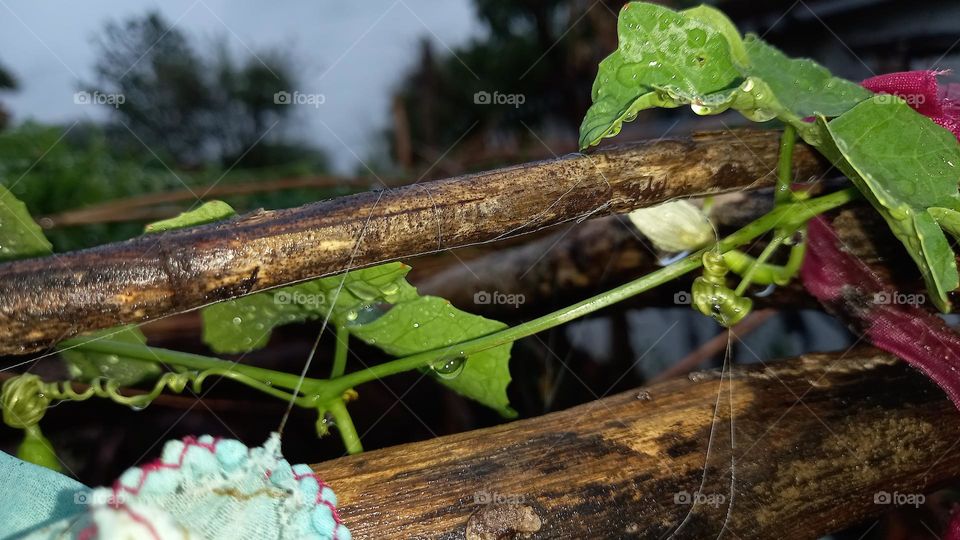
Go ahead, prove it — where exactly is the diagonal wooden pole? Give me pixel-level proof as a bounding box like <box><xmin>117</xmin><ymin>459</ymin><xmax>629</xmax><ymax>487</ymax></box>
<box><xmin>0</xmin><ymin>130</ymin><xmax>826</xmax><ymax>355</ymax></box>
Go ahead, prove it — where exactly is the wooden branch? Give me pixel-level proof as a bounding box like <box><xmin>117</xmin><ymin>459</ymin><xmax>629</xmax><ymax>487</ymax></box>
<box><xmin>0</xmin><ymin>130</ymin><xmax>826</xmax><ymax>355</ymax></box>
<box><xmin>39</xmin><ymin>175</ymin><xmax>379</xmax><ymax>228</ymax></box>
<box><xmin>313</xmin><ymin>349</ymin><xmax>960</xmax><ymax>539</ymax></box>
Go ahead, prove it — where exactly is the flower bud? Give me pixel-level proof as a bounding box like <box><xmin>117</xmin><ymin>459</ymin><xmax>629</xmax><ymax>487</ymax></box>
<box><xmin>627</xmin><ymin>200</ymin><xmax>714</xmax><ymax>253</ymax></box>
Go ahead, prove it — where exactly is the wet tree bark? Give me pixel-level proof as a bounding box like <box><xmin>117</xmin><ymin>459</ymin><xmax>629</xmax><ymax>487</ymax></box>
<box><xmin>0</xmin><ymin>130</ymin><xmax>827</xmax><ymax>355</ymax></box>
<box><xmin>313</xmin><ymin>348</ymin><xmax>960</xmax><ymax>539</ymax></box>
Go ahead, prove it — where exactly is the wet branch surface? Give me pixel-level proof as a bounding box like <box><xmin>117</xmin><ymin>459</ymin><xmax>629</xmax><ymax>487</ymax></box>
<box><xmin>313</xmin><ymin>349</ymin><xmax>960</xmax><ymax>539</ymax></box>
<box><xmin>0</xmin><ymin>130</ymin><xmax>826</xmax><ymax>355</ymax></box>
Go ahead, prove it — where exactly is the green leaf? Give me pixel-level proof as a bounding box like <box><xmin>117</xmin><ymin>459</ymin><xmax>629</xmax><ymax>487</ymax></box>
<box><xmin>202</xmin><ymin>262</ymin><xmax>515</xmax><ymax>416</ymax></box>
<box><xmin>202</xmin><ymin>263</ymin><xmax>418</xmax><ymax>353</ymax></box>
<box><xmin>579</xmin><ymin>2</ymin><xmax>741</xmax><ymax>149</ymax></box>
<box><xmin>824</xmin><ymin>96</ymin><xmax>960</xmax><ymax>310</ymax></box>
<box><xmin>59</xmin><ymin>326</ymin><xmax>161</xmax><ymax>386</ymax></box>
<box><xmin>742</xmin><ymin>35</ymin><xmax>871</xmax><ymax>119</ymax></box>
<box><xmin>579</xmin><ymin>4</ymin><xmax>873</xmax><ymax>149</ymax></box>
<box><xmin>930</xmin><ymin>207</ymin><xmax>960</xmax><ymax>240</ymax></box>
<box><xmin>348</xmin><ymin>297</ymin><xmax>515</xmax><ymax>418</ymax></box>
<box><xmin>617</xmin><ymin>3</ymin><xmax>739</xmax><ymax>97</ymax></box>
<box><xmin>144</xmin><ymin>200</ymin><xmax>236</xmax><ymax>233</ymax></box>
<box><xmin>578</xmin><ymin>54</ymin><xmax>678</xmax><ymax>148</ymax></box>
<box><xmin>682</xmin><ymin>5</ymin><xmax>749</xmax><ymax>69</ymax></box>
<box><xmin>0</xmin><ymin>184</ymin><xmax>52</xmax><ymax>261</ymax></box>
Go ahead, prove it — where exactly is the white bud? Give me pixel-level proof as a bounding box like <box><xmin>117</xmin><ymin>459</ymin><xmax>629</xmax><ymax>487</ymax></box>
<box><xmin>627</xmin><ymin>200</ymin><xmax>714</xmax><ymax>253</ymax></box>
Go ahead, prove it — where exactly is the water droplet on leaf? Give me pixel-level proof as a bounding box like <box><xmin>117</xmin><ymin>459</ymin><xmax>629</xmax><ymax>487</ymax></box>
<box><xmin>431</xmin><ymin>356</ymin><xmax>466</xmax><ymax>379</ymax></box>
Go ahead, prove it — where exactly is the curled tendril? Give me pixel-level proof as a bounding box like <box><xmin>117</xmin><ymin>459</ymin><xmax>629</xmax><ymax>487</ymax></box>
<box><xmin>691</xmin><ymin>251</ymin><xmax>753</xmax><ymax>327</ymax></box>
<box><xmin>1</xmin><ymin>368</ymin><xmax>301</xmax><ymax>432</ymax></box>
<box><xmin>2</xmin><ymin>375</ymin><xmax>50</xmax><ymax>428</ymax></box>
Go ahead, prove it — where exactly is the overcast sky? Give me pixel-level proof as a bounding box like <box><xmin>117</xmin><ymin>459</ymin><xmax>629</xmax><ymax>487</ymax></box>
<box><xmin>0</xmin><ymin>0</ymin><xmax>482</xmax><ymax>172</ymax></box>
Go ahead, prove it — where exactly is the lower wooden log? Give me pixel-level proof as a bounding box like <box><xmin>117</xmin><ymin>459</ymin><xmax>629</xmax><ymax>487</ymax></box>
<box><xmin>313</xmin><ymin>349</ymin><xmax>960</xmax><ymax>539</ymax></box>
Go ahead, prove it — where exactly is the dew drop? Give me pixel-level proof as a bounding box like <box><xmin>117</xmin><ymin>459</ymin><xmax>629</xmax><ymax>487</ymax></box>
<box><xmin>431</xmin><ymin>356</ymin><xmax>467</xmax><ymax>379</ymax></box>
<box><xmin>345</xmin><ymin>303</ymin><xmax>392</xmax><ymax>326</ymax></box>
<box><xmin>691</xmin><ymin>103</ymin><xmax>711</xmax><ymax>115</ymax></box>
<box><xmin>380</xmin><ymin>283</ymin><xmax>399</xmax><ymax>296</ymax></box>
<box><xmin>232</xmin><ymin>316</ymin><xmax>242</xmax><ymax>326</ymax></box>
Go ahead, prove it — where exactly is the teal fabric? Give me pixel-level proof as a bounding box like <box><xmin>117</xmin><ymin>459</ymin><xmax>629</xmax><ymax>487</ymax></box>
<box><xmin>0</xmin><ymin>451</ymin><xmax>87</xmax><ymax>540</ymax></box>
<box><xmin>7</xmin><ymin>434</ymin><xmax>350</xmax><ymax>540</ymax></box>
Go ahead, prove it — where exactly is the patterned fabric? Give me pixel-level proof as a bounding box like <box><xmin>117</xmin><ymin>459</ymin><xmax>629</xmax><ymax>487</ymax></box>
<box><xmin>862</xmin><ymin>70</ymin><xmax>960</xmax><ymax>138</ymax></box>
<box><xmin>801</xmin><ymin>216</ymin><xmax>960</xmax><ymax>407</ymax></box>
<box><xmin>14</xmin><ymin>434</ymin><xmax>349</xmax><ymax>540</ymax></box>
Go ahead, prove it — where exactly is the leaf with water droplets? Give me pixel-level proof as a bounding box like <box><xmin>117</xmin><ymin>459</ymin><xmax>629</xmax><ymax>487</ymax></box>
<box><xmin>580</xmin><ymin>3</ymin><xmax>872</xmax><ymax>150</ymax></box>
<box><xmin>578</xmin><ymin>51</ymin><xmax>677</xmax><ymax>149</ymax></box>
<box><xmin>617</xmin><ymin>3</ymin><xmax>739</xmax><ymax>98</ymax></box>
<box><xmin>59</xmin><ymin>326</ymin><xmax>161</xmax><ymax>386</ymax></box>
<box><xmin>741</xmin><ymin>35</ymin><xmax>871</xmax><ymax>120</ymax></box>
<box><xmin>579</xmin><ymin>2</ymin><xmax>741</xmax><ymax>149</ymax></box>
<box><xmin>202</xmin><ymin>263</ymin><xmax>417</xmax><ymax>353</ymax></box>
<box><xmin>348</xmin><ymin>297</ymin><xmax>515</xmax><ymax>418</ymax></box>
<box><xmin>682</xmin><ymin>5</ymin><xmax>748</xmax><ymax>69</ymax></box>
<box><xmin>823</xmin><ymin>96</ymin><xmax>960</xmax><ymax>310</ymax></box>
<box><xmin>0</xmin><ymin>184</ymin><xmax>52</xmax><ymax>262</ymax></box>
<box><xmin>202</xmin><ymin>263</ymin><xmax>515</xmax><ymax>416</ymax></box>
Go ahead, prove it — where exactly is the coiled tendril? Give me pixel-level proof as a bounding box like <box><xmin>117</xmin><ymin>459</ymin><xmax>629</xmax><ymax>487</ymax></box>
<box><xmin>2</xmin><ymin>375</ymin><xmax>49</xmax><ymax>428</ymax></box>
<box><xmin>691</xmin><ymin>250</ymin><xmax>753</xmax><ymax>327</ymax></box>
<box><xmin>1</xmin><ymin>368</ymin><xmax>297</xmax><ymax>429</ymax></box>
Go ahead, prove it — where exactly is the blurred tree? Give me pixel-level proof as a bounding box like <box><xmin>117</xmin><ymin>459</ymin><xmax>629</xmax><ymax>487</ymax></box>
<box><xmin>0</xmin><ymin>61</ymin><xmax>17</xmax><ymax>131</ymax></box>
<box><xmin>91</xmin><ymin>11</ymin><xmax>326</xmax><ymax>169</ymax></box>
<box><xmin>388</xmin><ymin>0</ymin><xmax>625</xmax><ymax>175</ymax></box>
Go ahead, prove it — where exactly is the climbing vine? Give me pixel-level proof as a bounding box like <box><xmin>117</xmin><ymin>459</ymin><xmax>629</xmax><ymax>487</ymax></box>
<box><xmin>2</xmin><ymin>2</ymin><xmax>959</xmax><ymax>472</ymax></box>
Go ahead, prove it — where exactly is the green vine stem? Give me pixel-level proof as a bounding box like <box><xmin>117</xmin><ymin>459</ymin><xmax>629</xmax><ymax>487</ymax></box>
<box><xmin>331</xmin><ymin>325</ymin><xmax>349</xmax><ymax>378</ymax></box>
<box><xmin>723</xmin><ymin>228</ymin><xmax>808</xmax><ymax>287</ymax></box>
<box><xmin>326</xmin><ymin>398</ymin><xmax>362</xmax><ymax>454</ymax></box>
<box><xmin>776</xmin><ymin>124</ymin><xmax>798</xmax><ymax>204</ymax></box>
<box><xmin>734</xmin><ymin>233</ymin><xmax>788</xmax><ymax>296</ymax></box>
<box><xmin>63</xmin><ymin>340</ymin><xmax>329</xmax><ymax>397</ymax></box>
